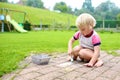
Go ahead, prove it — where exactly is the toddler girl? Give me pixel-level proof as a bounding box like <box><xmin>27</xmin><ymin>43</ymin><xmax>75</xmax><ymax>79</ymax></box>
<box><xmin>68</xmin><ymin>13</ymin><xmax>103</xmax><ymax>67</ymax></box>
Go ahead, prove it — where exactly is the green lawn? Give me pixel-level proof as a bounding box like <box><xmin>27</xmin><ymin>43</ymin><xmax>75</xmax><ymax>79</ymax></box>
<box><xmin>100</xmin><ymin>32</ymin><xmax>120</xmax><ymax>50</ymax></box>
<box><xmin>0</xmin><ymin>31</ymin><xmax>120</xmax><ymax>76</ymax></box>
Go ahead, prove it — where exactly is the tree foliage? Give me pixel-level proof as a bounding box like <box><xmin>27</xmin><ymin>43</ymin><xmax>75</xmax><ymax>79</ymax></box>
<box><xmin>53</xmin><ymin>2</ymin><xmax>73</xmax><ymax>14</ymax></box>
<box><xmin>117</xmin><ymin>14</ymin><xmax>120</xmax><ymax>20</ymax></box>
<box><xmin>0</xmin><ymin>0</ymin><xmax>7</xmax><ymax>2</ymax></box>
<box><xmin>73</xmin><ymin>0</ymin><xmax>94</xmax><ymax>16</ymax></box>
<box><xmin>67</xmin><ymin>6</ymin><xmax>73</xmax><ymax>14</ymax></box>
<box><xmin>82</xmin><ymin>0</ymin><xmax>94</xmax><ymax>12</ymax></box>
<box><xmin>26</xmin><ymin>0</ymin><xmax>44</xmax><ymax>8</ymax></box>
<box><xmin>73</xmin><ymin>0</ymin><xmax>120</xmax><ymax>20</ymax></box>
<box><xmin>54</xmin><ymin>2</ymin><xmax>68</xmax><ymax>13</ymax></box>
<box><xmin>94</xmin><ymin>0</ymin><xmax>120</xmax><ymax>20</ymax></box>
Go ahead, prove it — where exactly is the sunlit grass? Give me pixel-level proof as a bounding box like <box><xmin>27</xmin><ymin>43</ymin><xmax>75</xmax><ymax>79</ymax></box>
<box><xmin>0</xmin><ymin>2</ymin><xmax>76</xmax><ymax>25</ymax></box>
<box><xmin>0</xmin><ymin>31</ymin><xmax>120</xmax><ymax>76</ymax></box>
<box><xmin>100</xmin><ymin>32</ymin><xmax>120</xmax><ymax>50</ymax></box>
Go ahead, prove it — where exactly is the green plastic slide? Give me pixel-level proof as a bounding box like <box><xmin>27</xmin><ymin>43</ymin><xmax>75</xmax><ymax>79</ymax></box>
<box><xmin>6</xmin><ymin>15</ymin><xmax>27</xmax><ymax>33</ymax></box>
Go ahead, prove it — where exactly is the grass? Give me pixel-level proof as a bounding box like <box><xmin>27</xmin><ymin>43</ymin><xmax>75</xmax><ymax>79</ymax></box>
<box><xmin>0</xmin><ymin>31</ymin><xmax>74</xmax><ymax>76</ymax></box>
<box><xmin>100</xmin><ymin>32</ymin><xmax>120</xmax><ymax>50</ymax></box>
<box><xmin>0</xmin><ymin>2</ymin><xmax>76</xmax><ymax>25</ymax></box>
<box><xmin>0</xmin><ymin>31</ymin><xmax>120</xmax><ymax>76</ymax></box>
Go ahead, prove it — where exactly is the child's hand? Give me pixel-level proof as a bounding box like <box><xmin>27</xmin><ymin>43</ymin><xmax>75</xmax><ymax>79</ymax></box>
<box><xmin>67</xmin><ymin>56</ymin><xmax>71</xmax><ymax>61</ymax></box>
<box><xmin>84</xmin><ymin>63</ymin><xmax>93</xmax><ymax>67</ymax></box>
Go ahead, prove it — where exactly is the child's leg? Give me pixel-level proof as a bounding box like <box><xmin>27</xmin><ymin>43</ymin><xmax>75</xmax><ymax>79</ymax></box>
<box><xmin>78</xmin><ymin>49</ymin><xmax>103</xmax><ymax>67</ymax></box>
<box><xmin>72</xmin><ymin>45</ymin><xmax>81</xmax><ymax>60</ymax></box>
<box><xmin>78</xmin><ymin>49</ymin><xmax>94</xmax><ymax>61</ymax></box>
<box><xmin>68</xmin><ymin>45</ymin><xmax>81</xmax><ymax>61</ymax></box>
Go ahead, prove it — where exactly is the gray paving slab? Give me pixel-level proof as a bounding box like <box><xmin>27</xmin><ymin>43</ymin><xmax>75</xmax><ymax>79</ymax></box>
<box><xmin>1</xmin><ymin>51</ymin><xmax>120</xmax><ymax>80</ymax></box>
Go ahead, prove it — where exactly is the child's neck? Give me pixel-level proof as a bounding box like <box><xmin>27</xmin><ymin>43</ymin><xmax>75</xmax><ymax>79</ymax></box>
<box><xmin>85</xmin><ymin>30</ymin><xmax>93</xmax><ymax>37</ymax></box>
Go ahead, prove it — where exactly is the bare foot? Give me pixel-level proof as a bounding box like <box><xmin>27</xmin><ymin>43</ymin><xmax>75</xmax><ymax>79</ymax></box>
<box><xmin>94</xmin><ymin>60</ymin><xmax>103</xmax><ymax>67</ymax></box>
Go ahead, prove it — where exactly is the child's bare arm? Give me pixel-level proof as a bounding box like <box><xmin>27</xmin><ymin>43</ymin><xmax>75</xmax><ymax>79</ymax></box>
<box><xmin>68</xmin><ymin>37</ymin><xmax>75</xmax><ymax>55</ymax></box>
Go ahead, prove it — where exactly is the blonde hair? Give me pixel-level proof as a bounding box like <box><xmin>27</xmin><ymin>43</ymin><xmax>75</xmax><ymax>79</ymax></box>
<box><xmin>76</xmin><ymin>13</ymin><xmax>96</xmax><ymax>28</ymax></box>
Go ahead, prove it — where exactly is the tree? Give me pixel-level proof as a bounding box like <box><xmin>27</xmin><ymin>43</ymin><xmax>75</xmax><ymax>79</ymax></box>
<box><xmin>54</xmin><ymin>2</ymin><xmax>68</xmax><ymax>13</ymax></box>
<box><xmin>74</xmin><ymin>8</ymin><xmax>92</xmax><ymax>16</ymax></box>
<box><xmin>26</xmin><ymin>0</ymin><xmax>44</xmax><ymax>8</ymax></box>
<box><xmin>0</xmin><ymin>0</ymin><xmax>7</xmax><ymax>2</ymax></box>
<box><xmin>82</xmin><ymin>0</ymin><xmax>94</xmax><ymax>12</ymax></box>
<box><xmin>95</xmin><ymin>0</ymin><xmax>120</xmax><ymax>20</ymax></box>
<box><xmin>73</xmin><ymin>0</ymin><xmax>94</xmax><ymax>16</ymax></box>
<box><xmin>117</xmin><ymin>14</ymin><xmax>120</xmax><ymax>20</ymax></box>
<box><xmin>67</xmin><ymin>6</ymin><xmax>73</xmax><ymax>14</ymax></box>
<box><xmin>74</xmin><ymin>8</ymin><xmax>79</xmax><ymax>16</ymax></box>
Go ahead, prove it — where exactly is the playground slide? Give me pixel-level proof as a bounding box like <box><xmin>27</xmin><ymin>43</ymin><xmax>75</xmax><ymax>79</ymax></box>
<box><xmin>6</xmin><ymin>15</ymin><xmax>27</xmax><ymax>33</ymax></box>
<box><xmin>9</xmin><ymin>20</ymin><xmax>27</xmax><ymax>32</ymax></box>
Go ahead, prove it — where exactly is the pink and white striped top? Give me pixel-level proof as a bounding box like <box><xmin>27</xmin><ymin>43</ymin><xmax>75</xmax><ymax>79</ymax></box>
<box><xmin>73</xmin><ymin>30</ymin><xmax>101</xmax><ymax>50</ymax></box>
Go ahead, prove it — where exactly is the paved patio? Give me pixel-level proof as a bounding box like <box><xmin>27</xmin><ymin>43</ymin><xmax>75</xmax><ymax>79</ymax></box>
<box><xmin>1</xmin><ymin>50</ymin><xmax>120</xmax><ymax>80</ymax></box>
